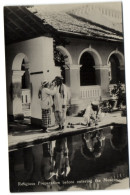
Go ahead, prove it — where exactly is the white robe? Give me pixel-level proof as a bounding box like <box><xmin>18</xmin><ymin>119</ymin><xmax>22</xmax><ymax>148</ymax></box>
<box><xmin>53</xmin><ymin>84</ymin><xmax>68</xmax><ymax>112</ymax></box>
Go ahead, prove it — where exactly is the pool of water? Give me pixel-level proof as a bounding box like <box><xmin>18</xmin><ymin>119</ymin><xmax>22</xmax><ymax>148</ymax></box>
<box><xmin>9</xmin><ymin>125</ymin><xmax>129</xmax><ymax>192</ymax></box>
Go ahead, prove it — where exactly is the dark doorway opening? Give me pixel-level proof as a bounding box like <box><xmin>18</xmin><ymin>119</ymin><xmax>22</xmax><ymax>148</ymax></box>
<box><xmin>22</xmin><ymin>60</ymin><xmax>30</xmax><ymax>89</ymax></box>
<box><xmin>109</xmin><ymin>54</ymin><xmax>120</xmax><ymax>84</ymax></box>
<box><xmin>21</xmin><ymin>59</ymin><xmax>31</xmax><ymax>120</ymax></box>
<box><xmin>80</xmin><ymin>52</ymin><xmax>96</xmax><ymax>86</ymax></box>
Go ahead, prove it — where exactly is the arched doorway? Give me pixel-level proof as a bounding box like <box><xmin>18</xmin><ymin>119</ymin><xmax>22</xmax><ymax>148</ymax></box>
<box><xmin>78</xmin><ymin>48</ymin><xmax>102</xmax><ymax>101</ymax></box>
<box><xmin>108</xmin><ymin>54</ymin><xmax>120</xmax><ymax>84</ymax></box>
<box><xmin>12</xmin><ymin>53</ymin><xmax>31</xmax><ymax>120</ymax></box>
<box><xmin>107</xmin><ymin>51</ymin><xmax>125</xmax><ymax>84</ymax></box>
<box><xmin>107</xmin><ymin>50</ymin><xmax>125</xmax><ymax>96</ymax></box>
<box><xmin>80</xmin><ymin>52</ymin><xmax>96</xmax><ymax>86</ymax></box>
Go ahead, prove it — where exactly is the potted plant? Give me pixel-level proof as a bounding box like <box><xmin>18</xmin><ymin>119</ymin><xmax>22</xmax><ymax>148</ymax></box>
<box><xmin>110</xmin><ymin>82</ymin><xmax>126</xmax><ymax>115</ymax></box>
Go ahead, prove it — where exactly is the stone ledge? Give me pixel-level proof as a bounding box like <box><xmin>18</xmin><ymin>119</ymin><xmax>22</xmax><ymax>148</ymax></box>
<box><xmin>8</xmin><ymin>112</ymin><xmax>127</xmax><ymax>152</ymax></box>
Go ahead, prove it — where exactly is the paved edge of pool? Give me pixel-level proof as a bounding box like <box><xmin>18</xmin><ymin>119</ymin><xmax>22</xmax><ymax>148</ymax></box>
<box><xmin>8</xmin><ymin>122</ymin><xmax>127</xmax><ymax>152</ymax></box>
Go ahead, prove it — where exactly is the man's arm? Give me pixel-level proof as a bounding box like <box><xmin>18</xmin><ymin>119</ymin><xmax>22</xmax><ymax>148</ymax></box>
<box><xmin>44</xmin><ymin>87</ymin><xmax>57</xmax><ymax>96</ymax></box>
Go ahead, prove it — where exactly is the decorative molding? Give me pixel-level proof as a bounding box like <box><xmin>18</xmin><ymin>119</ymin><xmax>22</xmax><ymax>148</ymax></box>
<box><xmin>107</xmin><ymin>50</ymin><xmax>124</xmax><ymax>66</ymax></box>
<box><xmin>64</xmin><ymin>64</ymin><xmax>82</xmax><ymax>70</ymax></box>
<box><xmin>12</xmin><ymin>70</ymin><xmax>25</xmax><ymax>83</ymax></box>
<box><xmin>22</xmin><ymin>63</ymin><xmax>30</xmax><ymax>69</ymax></box>
<box><xmin>12</xmin><ymin>53</ymin><xmax>29</xmax><ymax>71</ymax></box>
<box><xmin>78</xmin><ymin>47</ymin><xmax>102</xmax><ymax>66</ymax></box>
<box><xmin>94</xmin><ymin>65</ymin><xmax>109</xmax><ymax>70</ymax></box>
<box><xmin>12</xmin><ymin>70</ymin><xmax>25</xmax><ymax>77</ymax></box>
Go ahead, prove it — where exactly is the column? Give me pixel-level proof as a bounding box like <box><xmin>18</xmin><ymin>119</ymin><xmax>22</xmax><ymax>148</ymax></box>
<box><xmin>65</xmin><ymin>64</ymin><xmax>82</xmax><ymax>114</ymax></box>
<box><xmin>94</xmin><ymin>65</ymin><xmax>110</xmax><ymax>99</ymax></box>
<box><xmin>12</xmin><ymin>70</ymin><xmax>25</xmax><ymax>120</ymax></box>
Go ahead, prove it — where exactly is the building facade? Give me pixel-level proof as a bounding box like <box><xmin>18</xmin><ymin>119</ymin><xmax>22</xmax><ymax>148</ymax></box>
<box><xmin>4</xmin><ymin>3</ymin><xmax>125</xmax><ymax>126</ymax></box>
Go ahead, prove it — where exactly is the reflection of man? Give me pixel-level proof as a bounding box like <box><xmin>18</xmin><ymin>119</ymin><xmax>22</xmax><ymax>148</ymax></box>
<box><xmin>53</xmin><ymin>138</ymin><xmax>71</xmax><ymax>178</ymax></box>
<box><xmin>81</xmin><ymin>130</ymin><xmax>105</xmax><ymax>159</ymax></box>
<box><xmin>41</xmin><ymin>141</ymin><xmax>56</xmax><ymax>181</ymax></box>
<box><xmin>41</xmin><ymin>138</ymin><xmax>71</xmax><ymax>181</ymax></box>
<box><xmin>53</xmin><ymin>76</ymin><xmax>68</xmax><ymax>130</ymax></box>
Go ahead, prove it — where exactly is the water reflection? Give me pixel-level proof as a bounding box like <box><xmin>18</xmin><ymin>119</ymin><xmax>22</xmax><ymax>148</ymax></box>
<box><xmin>53</xmin><ymin>138</ymin><xmax>71</xmax><ymax>178</ymax></box>
<box><xmin>110</xmin><ymin>126</ymin><xmax>128</xmax><ymax>151</ymax></box>
<box><xmin>9</xmin><ymin>125</ymin><xmax>129</xmax><ymax>192</ymax></box>
<box><xmin>41</xmin><ymin>141</ymin><xmax>55</xmax><ymax>181</ymax></box>
<box><xmin>81</xmin><ymin>129</ymin><xmax>106</xmax><ymax>159</ymax></box>
<box><xmin>41</xmin><ymin>138</ymin><xmax>71</xmax><ymax>181</ymax></box>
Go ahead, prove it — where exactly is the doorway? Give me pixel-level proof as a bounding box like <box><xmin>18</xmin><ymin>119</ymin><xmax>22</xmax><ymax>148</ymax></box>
<box><xmin>108</xmin><ymin>54</ymin><xmax>120</xmax><ymax>84</ymax></box>
<box><xmin>80</xmin><ymin>52</ymin><xmax>96</xmax><ymax>86</ymax></box>
<box><xmin>21</xmin><ymin>59</ymin><xmax>31</xmax><ymax>119</ymax></box>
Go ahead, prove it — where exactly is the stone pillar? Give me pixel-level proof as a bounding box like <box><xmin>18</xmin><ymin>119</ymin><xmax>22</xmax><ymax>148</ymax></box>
<box><xmin>30</xmin><ymin>72</ymin><xmax>45</xmax><ymax>126</ymax></box>
<box><xmin>65</xmin><ymin>64</ymin><xmax>82</xmax><ymax>115</ymax></box>
<box><xmin>12</xmin><ymin>70</ymin><xmax>25</xmax><ymax>120</ymax></box>
<box><xmin>119</xmin><ymin>65</ymin><xmax>125</xmax><ymax>83</ymax></box>
<box><xmin>94</xmin><ymin>65</ymin><xmax>110</xmax><ymax>100</ymax></box>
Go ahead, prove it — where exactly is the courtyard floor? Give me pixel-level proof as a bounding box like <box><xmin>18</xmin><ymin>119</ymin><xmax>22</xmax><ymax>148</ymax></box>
<box><xmin>8</xmin><ymin>111</ymin><xmax>127</xmax><ymax>152</ymax></box>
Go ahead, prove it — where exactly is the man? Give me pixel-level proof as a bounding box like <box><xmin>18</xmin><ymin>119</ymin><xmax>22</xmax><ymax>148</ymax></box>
<box><xmin>38</xmin><ymin>80</ymin><xmax>57</xmax><ymax>132</ymax></box>
<box><xmin>53</xmin><ymin>76</ymin><xmax>68</xmax><ymax>130</ymax></box>
<box><xmin>83</xmin><ymin>101</ymin><xmax>101</xmax><ymax>126</ymax></box>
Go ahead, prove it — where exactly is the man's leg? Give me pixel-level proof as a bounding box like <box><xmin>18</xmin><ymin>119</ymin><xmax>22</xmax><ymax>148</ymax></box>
<box><xmin>42</xmin><ymin>109</ymin><xmax>49</xmax><ymax>132</ymax></box>
<box><xmin>55</xmin><ymin>111</ymin><xmax>62</xmax><ymax>130</ymax></box>
<box><xmin>47</xmin><ymin>109</ymin><xmax>51</xmax><ymax>127</ymax></box>
<box><xmin>61</xmin><ymin>108</ymin><xmax>67</xmax><ymax>129</ymax></box>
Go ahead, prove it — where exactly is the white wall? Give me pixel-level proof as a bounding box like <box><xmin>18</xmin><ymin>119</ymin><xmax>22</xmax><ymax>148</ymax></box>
<box><xmin>5</xmin><ymin>36</ymin><xmax>61</xmax><ymax>120</ymax></box>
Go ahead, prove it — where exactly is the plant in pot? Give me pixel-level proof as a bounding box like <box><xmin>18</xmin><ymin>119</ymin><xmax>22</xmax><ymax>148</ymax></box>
<box><xmin>110</xmin><ymin>82</ymin><xmax>126</xmax><ymax>116</ymax></box>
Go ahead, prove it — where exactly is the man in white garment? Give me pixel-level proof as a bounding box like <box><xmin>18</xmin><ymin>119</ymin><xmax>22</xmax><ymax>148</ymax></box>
<box><xmin>53</xmin><ymin>76</ymin><xmax>68</xmax><ymax>130</ymax></box>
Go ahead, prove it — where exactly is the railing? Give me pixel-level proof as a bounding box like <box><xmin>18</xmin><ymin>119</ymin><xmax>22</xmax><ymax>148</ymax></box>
<box><xmin>22</xmin><ymin>89</ymin><xmax>31</xmax><ymax>104</ymax></box>
<box><xmin>80</xmin><ymin>85</ymin><xmax>101</xmax><ymax>99</ymax></box>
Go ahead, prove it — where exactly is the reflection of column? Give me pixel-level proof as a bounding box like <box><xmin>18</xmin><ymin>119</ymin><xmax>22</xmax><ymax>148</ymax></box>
<box><xmin>65</xmin><ymin>64</ymin><xmax>82</xmax><ymax>114</ymax></box>
<box><xmin>12</xmin><ymin>70</ymin><xmax>25</xmax><ymax>120</ymax></box>
<box><xmin>94</xmin><ymin>65</ymin><xmax>110</xmax><ymax>99</ymax></box>
<box><xmin>119</xmin><ymin>65</ymin><xmax>125</xmax><ymax>83</ymax></box>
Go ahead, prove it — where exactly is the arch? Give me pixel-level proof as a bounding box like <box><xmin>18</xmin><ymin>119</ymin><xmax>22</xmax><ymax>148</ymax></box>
<box><xmin>107</xmin><ymin>50</ymin><xmax>124</xmax><ymax>84</ymax></box>
<box><xmin>107</xmin><ymin>50</ymin><xmax>124</xmax><ymax>66</ymax></box>
<box><xmin>12</xmin><ymin>53</ymin><xmax>31</xmax><ymax>119</ymax></box>
<box><xmin>12</xmin><ymin>53</ymin><xmax>29</xmax><ymax>71</ymax></box>
<box><xmin>78</xmin><ymin>47</ymin><xmax>102</xmax><ymax>66</ymax></box>
<box><xmin>56</xmin><ymin>46</ymin><xmax>73</xmax><ymax>65</ymax></box>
